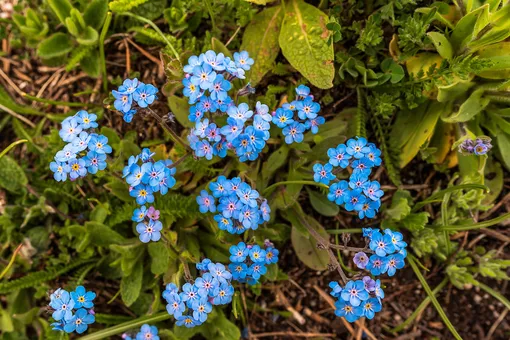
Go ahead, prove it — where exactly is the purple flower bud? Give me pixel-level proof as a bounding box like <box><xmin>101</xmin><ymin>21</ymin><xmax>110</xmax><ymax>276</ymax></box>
<box><xmin>362</xmin><ymin>276</ymin><xmax>376</xmax><ymax>292</ymax></box>
<box><xmin>353</xmin><ymin>251</ymin><xmax>369</xmax><ymax>269</ymax></box>
<box><xmin>147</xmin><ymin>206</ymin><xmax>160</xmax><ymax>220</ymax></box>
<box><xmin>264</xmin><ymin>239</ymin><xmax>274</xmax><ymax>248</ymax></box>
<box><xmin>459</xmin><ymin>139</ymin><xmax>475</xmax><ymax>154</ymax></box>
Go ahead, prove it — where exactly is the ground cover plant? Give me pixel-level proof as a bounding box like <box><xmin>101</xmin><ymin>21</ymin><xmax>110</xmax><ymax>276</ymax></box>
<box><xmin>0</xmin><ymin>0</ymin><xmax>509</xmax><ymax>339</ymax></box>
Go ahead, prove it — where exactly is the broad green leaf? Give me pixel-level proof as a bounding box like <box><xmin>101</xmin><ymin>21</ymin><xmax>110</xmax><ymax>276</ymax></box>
<box><xmin>121</xmin><ymin>259</ymin><xmax>143</xmax><ymax>306</ymax></box>
<box><xmin>427</xmin><ymin>32</ymin><xmax>453</xmax><ymax>60</ymax></box>
<box><xmin>244</xmin><ymin>0</ymin><xmax>277</xmax><ymax>4</ymax></box>
<box><xmin>211</xmin><ymin>38</ymin><xmax>232</xmax><ymax>59</ymax></box>
<box><xmin>47</xmin><ymin>0</ymin><xmax>73</xmax><ymax>24</ymax></box>
<box><xmin>290</xmin><ymin>216</ymin><xmax>330</xmax><ymax>270</ymax></box>
<box><xmin>450</xmin><ymin>5</ymin><xmax>488</xmax><ymax>51</ymax></box>
<box><xmin>168</xmin><ymin>95</ymin><xmax>193</xmax><ymax>128</ymax></box>
<box><xmin>481</xmin><ymin>158</ymin><xmax>503</xmax><ymax>204</ymax></box>
<box><xmin>437</xmin><ymin>81</ymin><xmax>475</xmax><ymax>102</ymax></box>
<box><xmin>83</xmin><ymin>0</ymin><xmax>108</xmax><ymax>30</ymax></box>
<box><xmin>307</xmin><ymin>188</ymin><xmax>339</xmax><ymax>217</ymax></box>
<box><xmin>442</xmin><ymin>88</ymin><xmax>490</xmax><ymax>123</ymax></box>
<box><xmin>37</xmin><ymin>33</ymin><xmax>73</xmax><ymax>59</ymax></box>
<box><xmin>241</xmin><ymin>6</ymin><xmax>283</xmax><ymax>85</ymax></box>
<box><xmin>476</xmin><ymin>42</ymin><xmax>510</xmax><ymax>79</ymax></box>
<box><xmin>212</xmin><ymin>310</ymin><xmax>242</xmax><ymax>340</ymax></box>
<box><xmin>496</xmin><ymin>132</ymin><xmax>510</xmax><ymax>170</ymax></box>
<box><xmin>385</xmin><ymin>198</ymin><xmax>411</xmax><ymax>221</ymax></box>
<box><xmin>77</xmin><ymin>26</ymin><xmax>99</xmax><ymax>46</ymax></box>
<box><xmin>104</xmin><ymin>177</ymin><xmax>132</xmax><ymax>202</ymax></box>
<box><xmin>260</xmin><ymin>144</ymin><xmax>289</xmax><ymax>189</ymax></box>
<box><xmin>468</xmin><ymin>27</ymin><xmax>510</xmax><ymax>52</ymax></box>
<box><xmin>148</xmin><ymin>242</ymin><xmax>170</xmax><ymax>275</ymax></box>
<box><xmin>0</xmin><ymin>155</ymin><xmax>27</xmax><ymax>193</ymax></box>
<box><xmin>279</xmin><ymin>0</ymin><xmax>334</xmax><ymax>89</ymax></box>
<box><xmin>90</xmin><ymin>204</ymin><xmax>109</xmax><ymax>223</ymax></box>
<box><xmin>401</xmin><ymin>212</ymin><xmax>429</xmax><ymax>232</ymax></box>
<box><xmin>81</xmin><ymin>50</ymin><xmax>100</xmax><ymax>77</ymax></box>
<box><xmin>100</xmin><ymin>127</ymin><xmax>121</xmax><ymax>149</ymax></box>
<box><xmin>85</xmin><ymin>221</ymin><xmax>125</xmax><ymax>246</ymax></box>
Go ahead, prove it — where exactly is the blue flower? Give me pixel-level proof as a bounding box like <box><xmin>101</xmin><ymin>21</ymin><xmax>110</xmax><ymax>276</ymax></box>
<box><xmin>133</xmin><ymin>84</ymin><xmax>158</xmax><ymax>108</ymax></box>
<box><xmin>55</xmin><ymin>144</ymin><xmax>78</xmax><ymax>163</ymax></box>
<box><xmin>197</xmin><ymin>96</ymin><xmax>217</xmax><ymax>113</ymax></box>
<box><xmin>123</xmin><ymin>109</ymin><xmax>137</xmax><ymax>123</ymax></box>
<box><xmin>344</xmin><ymin>189</ymin><xmax>367</xmax><ymax>212</ymax></box>
<box><xmin>63</xmin><ymin>308</ymin><xmax>95</xmax><ymax>334</ymax></box>
<box><xmin>334</xmin><ymin>300</ymin><xmax>363</xmax><ymax>322</ymax></box>
<box><xmin>329</xmin><ymin>281</ymin><xmax>343</xmax><ymax>298</ymax></box>
<box><xmin>283</xmin><ymin>122</ymin><xmax>305</xmax><ymax>144</ymax></box>
<box><xmin>349</xmin><ymin>173</ymin><xmax>369</xmax><ymax>190</ymax></box>
<box><xmin>272</xmin><ymin>108</ymin><xmax>294</xmax><ymax>128</ymax></box>
<box><xmin>205</xmin><ymin>123</ymin><xmax>221</xmax><ymax>143</ymax></box>
<box><xmin>162</xmin><ymin>283</ymin><xmax>179</xmax><ymax>301</ymax></box>
<box><xmin>203</xmin><ymin>50</ymin><xmax>225</xmax><ymax>71</ymax></box>
<box><xmin>265</xmin><ymin>247</ymin><xmax>279</xmax><ymax>264</ymax></box>
<box><xmin>253</xmin><ymin>115</ymin><xmax>271</xmax><ymax>138</ymax></box>
<box><xmin>188</xmin><ymin>105</ymin><xmax>204</xmax><ymax>123</ymax></box>
<box><xmin>218</xmin><ymin>195</ymin><xmax>242</xmax><ymax>219</ymax></box>
<box><xmin>355</xmin><ymin>199</ymin><xmax>381</xmax><ymax>219</ymax></box>
<box><xmin>236</xmin><ymin>182</ymin><xmax>259</xmax><ymax>208</ymax></box>
<box><xmin>283</xmin><ymin>101</ymin><xmax>298</xmax><ymax>111</ymax></box>
<box><xmin>366</xmin><ymin>255</ymin><xmax>387</xmax><ymax>276</ymax></box>
<box><xmin>233</xmin><ymin>51</ymin><xmax>254</xmax><ymax>70</ymax></box>
<box><xmin>238</xmin><ymin>205</ymin><xmax>259</xmax><ymax>229</ymax></box>
<box><xmin>362</xmin><ymin>227</ymin><xmax>374</xmax><ymax>238</ymax></box>
<box><xmin>195</xmin><ymin>140</ymin><xmax>214</xmax><ymax>160</ymax></box>
<box><xmin>340</xmin><ymin>280</ymin><xmax>369</xmax><ymax>306</ymax></box>
<box><xmin>180</xmin><ymin>283</ymin><xmax>200</xmax><ymax>308</ymax></box>
<box><xmin>295</xmin><ymin>85</ymin><xmax>310</xmax><ymax>98</ymax></box>
<box><xmin>384</xmin><ymin>253</ymin><xmax>405</xmax><ymax>276</ymax></box>
<box><xmin>132</xmin><ymin>205</ymin><xmax>147</xmax><ymax>222</ymax></box>
<box><xmin>363</xmin><ymin>181</ymin><xmax>384</xmax><ymax>201</ymax></box>
<box><xmin>248</xmin><ymin>263</ymin><xmax>267</xmax><ymax>280</ymax></box>
<box><xmin>295</xmin><ymin>97</ymin><xmax>320</xmax><ymax>119</ymax></box>
<box><xmin>226</xmin><ymin>177</ymin><xmax>242</xmax><ymax>194</ymax></box>
<box><xmin>229</xmin><ymin>262</ymin><xmax>248</xmax><ymax>280</ymax></box>
<box><xmin>68</xmin><ymin>159</ymin><xmax>87</xmax><ymax>180</ymax></box>
<box><xmin>212</xmin><ymin>282</ymin><xmax>234</xmax><ymax>305</ymax></box>
<box><xmin>197</xmin><ymin>190</ymin><xmax>216</xmax><ymax>213</ymax></box>
<box><xmin>230</xmin><ymin>242</ymin><xmax>249</xmax><ymax>262</ymax></box>
<box><xmin>126</xmin><ymin>164</ymin><xmax>144</xmax><ymax>186</ymax></box>
<box><xmin>151</xmin><ymin>167</ymin><xmax>176</xmax><ymax>195</ymax></box>
<box><xmin>313</xmin><ymin>163</ymin><xmax>336</xmax><ymax>185</ymax></box>
<box><xmin>374</xmin><ymin>279</ymin><xmax>385</xmax><ymax>301</ymax></box>
<box><xmin>50</xmin><ymin>290</ymin><xmax>75</xmax><ymax>321</ymax></box>
<box><xmin>183</xmin><ymin>78</ymin><xmax>201</xmax><ymax>104</ymax></box>
<box><xmin>76</xmin><ymin>110</ymin><xmax>98</xmax><ymax>129</ymax></box>
<box><xmin>216</xmin><ymin>96</ymin><xmax>232</xmax><ymax>112</ymax></box>
<box><xmin>255</xmin><ymin>101</ymin><xmax>272</xmax><ymax>121</ymax></box>
<box><xmin>195</xmin><ymin>272</ymin><xmax>218</xmax><ymax>297</ymax></box>
<box><xmin>214</xmin><ymin>214</ymin><xmax>232</xmax><ymax>230</ymax></box>
<box><xmin>304</xmin><ymin>116</ymin><xmax>325</xmax><ymax>134</ymax></box>
<box><xmin>227</xmin><ymin>103</ymin><xmax>253</xmax><ymax>123</ymax></box>
<box><xmin>70</xmin><ymin>286</ymin><xmax>96</xmax><ymax>309</ymax></box>
<box><xmin>366</xmin><ymin>143</ymin><xmax>382</xmax><ymax>166</ymax></box>
<box><xmin>384</xmin><ymin>229</ymin><xmax>407</xmax><ymax>251</ymax></box>
<box><xmin>140</xmin><ymin>148</ymin><xmax>155</xmax><ymax>162</ymax></box>
<box><xmin>249</xmin><ymin>245</ymin><xmax>266</xmax><ymax>263</ymax></box>
<box><xmin>346</xmin><ymin>137</ymin><xmax>370</xmax><ymax>159</ymax></box>
<box><xmin>209</xmin><ymin>74</ymin><xmax>231</xmax><ymax>100</ymax></box>
<box><xmin>327</xmin><ymin>144</ymin><xmax>352</xmax><ymax>168</ymax></box>
<box><xmin>363</xmin><ymin>276</ymin><xmax>376</xmax><ymax>292</ymax></box>
<box><xmin>130</xmin><ymin>184</ymin><xmax>155</xmax><ymax>205</ymax></box>
<box><xmin>183</xmin><ymin>54</ymin><xmax>203</xmax><ymax>74</ymax></box>
<box><xmin>191</xmin><ymin>297</ymin><xmax>213</xmax><ymax>323</ymax></box>
<box><xmin>136</xmin><ymin>219</ymin><xmax>162</xmax><ymax>243</ymax></box>
<box><xmin>361</xmin><ymin>298</ymin><xmax>382</xmax><ymax>320</ymax></box>
<box><xmin>353</xmin><ymin>252</ymin><xmax>369</xmax><ymax>269</ymax></box>
<box><xmin>351</xmin><ymin>158</ymin><xmax>372</xmax><ymax>177</ymax></box>
<box><xmin>191</xmin><ymin>64</ymin><xmax>217</xmax><ymax>90</ymax></box>
<box><xmin>165</xmin><ymin>293</ymin><xmax>186</xmax><ymax>318</ymax></box>
<box><xmin>176</xmin><ymin>315</ymin><xmax>199</xmax><ymax>328</ymax></box>
<box><xmin>327</xmin><ymin>180</ymin><xmax>349</xmax><ymax>204</ymax></box>
<box><xmin>213</xmin><ymin>140</ymin><xmax>228</xmax><ymax>158</ymax></box>
<box><xmin>207</xmin><ymin>262</ymin><xmax>232</xmax><ymax>284</ymax></box>
<box><xmin>119</xmin><ymin>78</ymin><xmax>139</xmax><ymax>94</ymax></box>
<box><xmin>224</xmin><ymin>57</ymin><xmax>246</xmax><ymax>79</ymax></box>
<box><xmin>196</xmin><ymin>258</ymin><xmax>212</xmax><ymax>271</ymax></box>
<box><xmin>136</xmin><ymin>324</ymin><xmax>159</xmax><ymax>340</ymax></box>
<box><xmin>59</xmin><ymin>117</ymin><xmax>82</xmax><ymax>142</ymax></box>
<box><xmin>88</xmin><ymin>134</ymin><xmax>112</xmax><ymax>154</ymax></box>
<box><xmin>210</xmin><ymin>176</ymin><xmax>230</xmax><ymax>197</ymax></box>
<box><xmin>259</xmin><ymin>199</ymin><xmax>271</xmax><ymax>222</ymax></box>
<box><xmin>112</xmin><ymin>90</ymin><xmax>133</xmax><ymax>113</ymax></box>
<box><xmin>244</xmin><ymin>126</ymin><xmax>266</xmax><ymax>151</ymax></box>
<box><xmin>233</xmin><ymin>134</ymin><xmax>252</xmax><ymax>155</ymax></box>
<box><xmin>51</xmin><ymin>321</ymin><xmax>64</xmax><ymax>331</ymax></box>
<box><xmin>50</xmin><ymin>161</ymin><xmax>70</xmax><ymax>182</ymax></box>
<box><xmin>141</xmin><ymin>161</ymin><xmax>166</xmax><ymax>187</ymax></box>
<box><xmin>369</xmin><ymin>230</ymin><xmax>395</xmax><ymax>256</ymax></box>
<box><xmin>220</xmin><ymin>117</ymin><xmax>243</xmax><ymax>142</ymax></box>
<box><xmin>83</xmin><ymin>151</ymin><xmax>107</xmax><ymax>174</ymax></box>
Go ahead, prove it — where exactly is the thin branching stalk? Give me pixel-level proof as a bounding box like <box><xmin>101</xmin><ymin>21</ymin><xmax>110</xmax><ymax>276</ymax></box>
<box><xmin>145</xmin><ymin>107</ymin><xmax>191</xmax><ymax>151</ymax></box>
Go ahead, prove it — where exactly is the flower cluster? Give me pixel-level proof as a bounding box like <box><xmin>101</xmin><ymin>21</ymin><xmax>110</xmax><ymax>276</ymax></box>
<box><xmin>183</xmin><ymin>50</ymin><xmax>272</xmax><ymax>162</ymax></box>
<box><xmin>196</xmin><ymin>176</ymin><xmax>271</xmax><ymax>234</ymax></box>
<box><xmin>123</xmin><ymin>324</ymin><xmax>159</xmax><ymax>340</ymax></box>
<box><xmin>123</xmin><ymin>148</ymin><xmax>176</xmax><ymax>242</ymax></box>
<box><xmin>459</xmin><ymin>136</ymin><xmax>492</xmax><ymax>156</ymax></box>
<box><xmin>330</xmin><ymin>228</ymin><xmax>407</xmax><ymax>323</ymax></box>
<box><xmin>313</xmin><ymin>137</ymin><xmax>383</xmax><ymax>219</ymax></box>
<box><xmin>112</xmin><ymin>78</ymin><xmax>159</xmax><ymax>123</ymax></box>
<box><xmin>275</xmin><ymin>85</ymin><xmax>325</xmax><ymax>144</ymax></box>
<box><xmin>50</xmin><ymin>111</ymin><xmax>111</xmax><ymax>182</ymax></box>
<box><xmin>49</xmin><ymin>286</ymin><xmax>96</xmax><ymax>334</ymax></box>
<box><xmin>355</xmin><ymin>228</ymin><xmax>407</xmax><ymax>277</ymax></box>
<box><xmin>162</xmin><ymin>259</ymin><xmax>234</xmax><ymax>328</ymax></box>
<box><xmin>228</xmin><ymin>240</ymin><xmax>279</xmax><ymax>285</ymax></box>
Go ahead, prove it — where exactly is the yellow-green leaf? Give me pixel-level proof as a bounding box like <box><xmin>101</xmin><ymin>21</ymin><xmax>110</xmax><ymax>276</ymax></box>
<box><xmin>279</xmin><ymin>0</ymin><xmax>334</xmax><ymax>89</ymax></box>
<box><xmin>427</xmin><ymin>32</ymin><xmax>453</xmax><ymax>60</ymax></box>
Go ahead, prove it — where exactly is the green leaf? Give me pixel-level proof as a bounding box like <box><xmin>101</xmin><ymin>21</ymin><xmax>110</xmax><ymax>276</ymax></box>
<box><xmin>47</xmin><ymin>0</ymin><xmax>74</xmax><ymax>24</ymax></box>
<box><xmin>168</xmin><ymin>95</ymin><xmax>193</xmax><ymax>128</ymax></box>
<box><xmin>81</xmin><ymin>50</ymin><xmax>101</xmax><ymax>77</ymax></box>
<box><xmin>85</xmin><ymin>221</ymin><xmax>126</xmax><ymax>246</ymax></box>
<box><xmin>496</xmin><ymin>131</ymin><xmax>510</xmax><ymax>170</ymax></box>
<box><xmin>427</xmin><ymin>32</ymin><xmax>453</xmax><ymax>60</ymax></box>
<box><xmin>121</xmin><ymin>259</ymin><xmax>143</xmax><ymax>307</ymax></box>
<box><xmin>0</xmin><ymin>155</ymin><xmax>27</xmax><ymax>193</ymax></box>
<box><xmin>37</xmin><ymin>33</ymin><xmax>73</xmax><ymax>59</ymax></box>
<box><xmin>279</xmin><ymin>0</ymin><xmax>334</xmax><ymax>89</ymax></box>
<box><xmin>104</xmin><ymin>177</ymin><xmax>132</xmax><ymax>202</ymax></box>
<box><xmin>77</xmin><ymin>26</ymin><xmax>99</xmax><ymax>45</ymax></box>
<box><xmin>260</xmin><ymin>144</ymin><xmax>289</xmax><ymax>189</ymax></box>
<box><xmin>401</xmin><ymin>212</ymin><xmax>429</xmax><ymax>232</ymax></box>
<box><xmin>385</xmin><ymin>198</ymin><xmax>411</xmax><ymax>221</ymax></box>
<box><xmin>83</xmin><ymin>0</ymin><xmax>108</xmax><ymax>30</ymax></box>
<box><xmin>148</xmin><ymin>242</ymin><xmax>170</xmax><ymax>275</ymax></box>
<box><xmin>211</xmin><ymin>38</ymin><xmax>232</xmax><ymax>59</ymax></box>
<box><xmin>450</xmin><ymin>5</ymin><xmax>488</xmax><ymax>52</ymax></box>
<box><xmin>442</xmin><ymin>88</ymin><xmax>490</xmax><ymax>123</ymax></box>
<box><xmin>244</xmin><ymin>0</ymin><xmax>277</xmax><ymax>4</ymax></box>
<box><xmin>481</xmin><ymin>158</ymin><xmax>503</xmax><ymax>204</ymax></box>
<box><xmin>290</xmin><ymin>216</ymin><xmax>330</xmax><ymax>271</ymax></box>
<box><xmin>306</xmin><ymin>188</ymin><xmax>339</xmax><ymax>217</ymax></box>
<box><xmin>241</xmin><ymin>6</ymin><xmax>283</xmax><ymax>85</ymax></box>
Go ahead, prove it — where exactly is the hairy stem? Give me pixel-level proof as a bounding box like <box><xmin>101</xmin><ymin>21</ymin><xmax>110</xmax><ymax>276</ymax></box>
<box><xmin>145</xmin><ymin>108</ymin><xmax>191</xmax><ymax>151</ymax></box>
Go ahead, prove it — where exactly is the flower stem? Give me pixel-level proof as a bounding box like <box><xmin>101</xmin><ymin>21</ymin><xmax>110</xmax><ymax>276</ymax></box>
<box><xmin>0</xmin><ymin>139</ymin><xmax>28</xmax><ymax>160</ymax></box>
<box><xmin>263</xmin><ymin>181</ymin><xmax>328</xmax><ymax>196</ymax></box>
<box><xmin>79</xmin><ymin>312</ymin><xmax>171</xmax><ymax>340</ymax></box>
<box><xmin>328</xmin><ymin>244</ymin><xmax>374</xmax><ymax>254</ymax></box>
<box><xmin>326</xmin><ymin>228</ymin><xmax>363</xmax><ymax>234</ymax></box>
<box><xmin>100</xmin><ymin>12</ymin><xmax>113</xmax><ymax>93</ymax></box>
<box><xmin>168</xmin><ymin>152</ymin><xmax>191</xmax><ymax>169</ymax></box>
<box><xmin>23</xmin><ymin>94</ymin><xmax>97</xmax><ymax>108</ymax></box>
<box><xmin>145</xmin><ymin>108</ymin><xmax>191</xmax><ymax>151</ymax></box>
